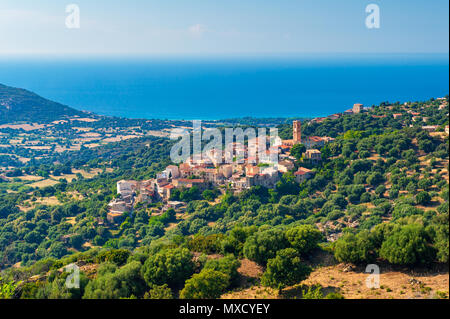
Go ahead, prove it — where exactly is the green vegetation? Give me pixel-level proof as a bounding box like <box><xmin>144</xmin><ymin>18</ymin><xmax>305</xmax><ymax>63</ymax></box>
<box><xmin>0</xmin><ymin>95</ymin><xmax>448</xmax><ymax>299</ymax></box>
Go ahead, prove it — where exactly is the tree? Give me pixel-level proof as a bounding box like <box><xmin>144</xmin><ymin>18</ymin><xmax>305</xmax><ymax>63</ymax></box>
<box><xmin>431</xmin><ymin>213</ymin><xmax>449</xmax><ymax>263</ymax></box>
<box><xmin>83</xmin><ymin>261</ymin><xmax>146</xmax><ymax>299</ymax></box>
<box><xmin>179</xmin><ymin>269</ymin><xmax>229</xmax><ymax>299</ymax></box>
<box><xmin>291</xmin><ymin>144</ymin><xmax>306</xmax><ymax>161</ymax></box>
<box><xmin>202</xmin><ymin>189</ymin><xmax>219</xmax><ymax>202</ymax></box>
<box><xmin>143</xmin><ymin>284</ymin><xmax>173</xmax><ymax>299</ymax></box>
<box><xmin>416</xmin><ymin>191</ymin><xmax>431</xmax><ymax>206</ymax></box>
<box><xmin>0</xmin><ymin>277</ymin><xmax>17</xmax><ymax>299</ymax></box>
<box><xmin>367</xmin><ymin>172</ymin><xmax>384</xmax><ymax>186</ymax></box>
<box><xmin>47</xmin><ymin>242</ymin><xmax>68</xmax><ymax>259</ymax></box>
<box><xmin>243</xmin><ymin>228</ymin><xmax>289</xmax><ymax>265</ymax></box>
<box><xmin>379</xmin><ymin>224</ymin><xmax>436</xmax><ymax>265</ymax></box>
<box><xmin>96</xmin><ymin>249</ymin><xmax>131</xmax><ymax>266</ymax></box>
<box><xmin>285</xmin><ymin>225</ymin><xmax>323</xmax><ymax>255</ymax></box>
<box><xmin>203</xmin><ymin>255</ymin><xmax>241</xmax><ymax>287</ymax></box>
<box><xmin>221</xmin><ymin>226</ymin><xmax>258</xmax><ymax>257</ymax></box>
<box><xmin>276</xmin><ymin>172</ymin><xmax>301</xmax><ymax>197</ymax></box>
<box><xmin>141</xmin><ymin>248</ymin><xmax>195</xmax><ymax>288</ymax></box>
<box><xmin>334</xmin><ymin>231</ymin><xmax>376</xmax><ymax>264</ymax></box>
<box><xmin>261</xmin><ymin>248</ymin><xmax>312</xmax><ymax>291</ymax></box>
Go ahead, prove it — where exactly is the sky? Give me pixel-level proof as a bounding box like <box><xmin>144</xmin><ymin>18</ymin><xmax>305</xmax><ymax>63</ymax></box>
<box><xmin>0</xmin><ymin>0</ymin><xmax>448</xmax><ymax>56</ymax></box>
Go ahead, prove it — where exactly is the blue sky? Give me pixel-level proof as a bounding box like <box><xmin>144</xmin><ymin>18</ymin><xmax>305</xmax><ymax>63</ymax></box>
<box><xmin>0</xmin><ymin>0</ymin><xmax>448</xmax><ymax>55</ymax></box>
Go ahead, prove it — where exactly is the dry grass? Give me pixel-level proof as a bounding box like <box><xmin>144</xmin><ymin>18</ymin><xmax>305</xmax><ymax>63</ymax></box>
<box><xmin>0</xmin><ymin>123</ymin><xmax>46</xmax><ymax>131</ymax></box>
<box><xmin>17</xmin><ymin>175</ymin><xmax>43</xmax><ymax>181</ymax></box>
<box><xmin>301</xmin><ymin>263</ymin><xmax>449</xmax><ymax>299</ymax></box>
<box><xmin>222</xmin><ymin>250</ymin><xmax>449</xmax><ymax>300</ymax></box>
<box><xmin>29</xmin><ymin>179</ymin><xmax>59</xmax><ymax>188</ymax></box>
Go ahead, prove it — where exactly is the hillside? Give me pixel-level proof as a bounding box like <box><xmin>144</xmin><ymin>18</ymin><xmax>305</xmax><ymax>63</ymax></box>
<box><xmin>0</xmin><ymin>96</ymin><xmax>448</xmax><ymax>300</ymax></box>
<box><xmin>0</xmin><ymin>83</ymin><xmax>86</xmax><ymax>124</ymax></box>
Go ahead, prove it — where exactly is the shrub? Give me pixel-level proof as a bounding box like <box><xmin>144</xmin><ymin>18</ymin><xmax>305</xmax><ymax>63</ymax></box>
<box><xmin>261</xmin><ymin>248</ymin><xmax>312</xmax><ymax>291</ymax></box>
<box><xmin>243</xmin><ymin>228</ymin><xmax>289</xmax><ymax>265</ymax></box>
<box><xmin>96</xmin><ymin>249</ymin><xmax>131</xmax><ymax>266</ymax></box>
<box><xmin>415</xmin><ymin>191</ymin><xmax>431</xmax><ymax>206</ymax></box>
<box><xmin>143</xmin><ymin>284</ymin><xmax>173</xmax><ymax>299</ymax></box>
<box><xmin>141</xmin><ymin>248</ymin><xmax>195</xmax><ymax>288</ymax></box>
<box><xmin>285</xmin><ymin>225</ymin><xmax>323</xmax><ymax>255</ymax></box>
<box><xmin>203</xmin><ymin>255</ymin><xmax>241</xmax><ymax>287</ymax></box>
<box><xmin>334</xmin><ymin>231</ymin><xmax>376</xmax><ymax>264</ymax></box>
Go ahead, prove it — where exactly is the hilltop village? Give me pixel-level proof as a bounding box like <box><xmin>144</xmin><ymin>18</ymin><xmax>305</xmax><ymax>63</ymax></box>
<box><xmin>1</xmin><ymin>93</ymin><xmax>449</xmax><ymax>300</ymax></box>
<box><xmin>106</xmin><ymin>100</ymin><xmax>450</xmax><ymax>224</ymax></box>
<box><xmin>107</xmin><ymin>118</ymin><xmax>330</xmax><ymax>223</ymax></box>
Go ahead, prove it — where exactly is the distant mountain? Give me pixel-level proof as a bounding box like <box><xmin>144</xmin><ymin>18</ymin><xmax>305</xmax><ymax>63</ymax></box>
<box><xmin>0</xmin><ymin>83</ymin><xmax>87</xmax><ymax>124</ymax></box>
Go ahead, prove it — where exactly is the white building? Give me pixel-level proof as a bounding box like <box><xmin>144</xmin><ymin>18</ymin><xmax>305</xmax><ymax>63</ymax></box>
<box><xmin>117</xmin><ymin>180</ymin><xmax>133</xmax><ymax>195</ymax></box>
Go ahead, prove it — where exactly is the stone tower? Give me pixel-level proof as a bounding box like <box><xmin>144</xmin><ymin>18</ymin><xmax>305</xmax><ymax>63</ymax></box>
<box><xmin>293</xmin><ymin>120</ymin><xmax>301</xmax><ymax>144</ymax></box>
<box><xmin>353</xmin><ymin>103</ymin><xmax>363</xmax><ymax>114</ymax></box>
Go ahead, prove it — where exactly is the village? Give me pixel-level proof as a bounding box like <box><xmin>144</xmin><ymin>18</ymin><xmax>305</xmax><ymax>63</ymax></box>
<box><xmin>106</xmin><ymin>118</ymin><xmax>334</xmax><ymax>223</ymax></box>
<box><xmin>106</xmin><ymin>99</ymin><xmax>450</xmax><ymax>224</ymax></box>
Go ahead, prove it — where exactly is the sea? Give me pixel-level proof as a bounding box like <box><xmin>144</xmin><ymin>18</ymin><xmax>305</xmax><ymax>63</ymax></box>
<box><xmin>0</xmin><ymin>54</ymin><xmax>448</xmax><ymax>120</ymax></box>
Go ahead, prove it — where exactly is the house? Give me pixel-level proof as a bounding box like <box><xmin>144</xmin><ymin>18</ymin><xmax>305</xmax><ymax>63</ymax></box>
<box><xmin>305</xmin><ymin>149</ymin><xmax>322</xmax><ymax>164</ymax></box>
<box><xmin>246</xmin><ymin>167</ymin><xmax>280</xmax><ymax>189</ymax></box>
<box><xmin>165</xmin><ymin>165</ymin><xmax>180</xmax><ymax>179</ymax></box>
<box><xmin>107</xmin><ymin>195</ymin><xmax>133</xmax><ymax>224</ymax></box>
<box><xmin>108</xmin><ymin>197</ymin><xmax>132</xmax><ymax>213</ymax></box>
<box><xmin>245</xmin><ymin>165</ymin><xmax>260</xmax><ymax>176</ymax></box>
<box><xmin>117</xmin><ymin>180</ymin><xmax>133</xmax><ymax>195</ymax></box>
<box><xmin>233</xmin><ymin>177</ymin><xmax>250</xmax><ymax>190</ymax></box>
<box><xmin>278</xmin><ymin>160</ymin><xmax>295</xmax><ymax>173</ymax></box>
<box><xmin>328</xmin><ymin>114</ymin><xmax>341</xmax><ymax>120</ymax></box>
<box><xmin>219</xmin><ymin>165</ymin><xmax>233</xmax><ymax>179</ymax></box>
<box><xmin>304</xmin><ymin>136</ymin><xmax>325</xmax><ymax>149</ymax></box>
<box><xmin>344</xmin><ymin>109</ymin><xmax>354</xmax><ymax>115</ymax></box>
<box><xmin>194</xmin><ymin>167</ymin><xmax>218</xmax><ymax>183</ymax></box>
<box><xmin>281</xmin><ymin>139</ymin><xmax>295</xmax><ymax>147</ymax></box>
<box><xmin>179</xmin><ymin>163</ymin><xmax>192</xmax><ymax>178</ymax></box>
<box><xmin>393</xmin><ymin>113</ymin><xmax>403</xmax><ymax>119</ymax></box>
<box><xmin>137</xmin><ymin>185</ymin><xmax>154</xmax><ymax>203</ymax></box>
<box><xmin>445</xmin><ymin>125</ymin><xmax>449</xmax><ymax>135</ymax></box>
<box><xmin>161</xmin><ymin>184</ymin><xmax>175</xmax><ymax>201</ymax></box>
<box><xmin>314</xmin><ymin>117</ymin><xmax>327</xmax><ymax>123</ymax></box>
<box><xmin>172</xmin><ymin>178</ymin><xmax>207</xmax><ymax>190</ymax></box>
<box><xmin>422</xmin><ymin>125</ymin><xmax>438</xmax><ymax>133</ymax></box>
<box><xmin>294</xmin><ymin>167</ymin><xmax>315</xmax><ymax>183</ymax></box>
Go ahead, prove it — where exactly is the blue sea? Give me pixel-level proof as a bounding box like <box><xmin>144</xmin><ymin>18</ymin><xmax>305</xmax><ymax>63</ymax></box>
<box><xmin>0</xmin><ymin>54</ymin><xmax>448</xmax><ymax>120</ymax></box>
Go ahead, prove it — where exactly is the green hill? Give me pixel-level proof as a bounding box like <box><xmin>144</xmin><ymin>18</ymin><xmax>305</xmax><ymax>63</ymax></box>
<box><xmin>0</xmin><ymin>83</ymin><xmax>86</xmax><ymax>124</ymax></box>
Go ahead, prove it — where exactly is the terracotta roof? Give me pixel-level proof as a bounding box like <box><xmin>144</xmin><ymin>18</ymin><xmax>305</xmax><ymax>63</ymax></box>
<box><xmin>308</xmin><ymin>136</ymin><xmax>324</xmax><ymax>142</ymax></box>
<box><xmin>295</xmin><ymin>167</ymin><xmax>312</xmax><ymax>175</ymax></box>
